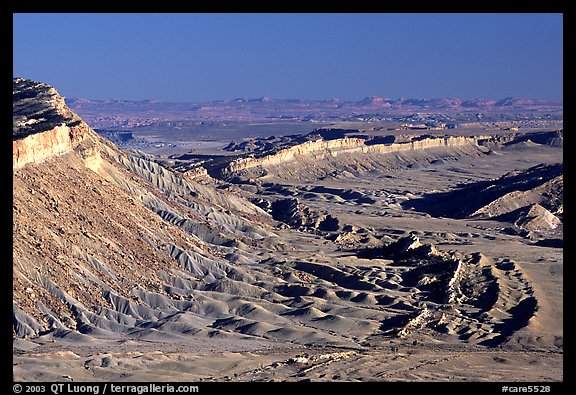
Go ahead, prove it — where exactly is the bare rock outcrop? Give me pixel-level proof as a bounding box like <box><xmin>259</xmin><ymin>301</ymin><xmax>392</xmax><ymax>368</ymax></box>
<box><xmin>253</xmin><ymin>197</ymin><xmax>339</xmax><ymax>233</ymax></box>
<box><xmin>514</xmin><ymin>204</ymin><xmax>561</xmax><ymax>232</ymax></box>
<box><xmin>13</xmin><ymin>78</ymin><xmax>90</xmax><ymax>169</ymax></box>
<box><xmin>220</xmin><ymin>135</ymin><xmax>491</xmax><ymax>178</ymax></box>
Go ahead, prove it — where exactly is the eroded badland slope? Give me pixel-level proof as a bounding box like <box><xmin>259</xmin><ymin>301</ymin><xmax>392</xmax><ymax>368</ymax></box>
<box><xmin>13</xmin><ymin>78</ymin><xmax>562</xmax><ymax>382</ymax></box>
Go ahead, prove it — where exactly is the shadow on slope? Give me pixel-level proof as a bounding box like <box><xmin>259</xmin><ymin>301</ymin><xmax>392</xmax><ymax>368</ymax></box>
<box><xmin>401</xmin><ymin>163</ymin><xmax>563</xmax><ymax>219</ymax></box>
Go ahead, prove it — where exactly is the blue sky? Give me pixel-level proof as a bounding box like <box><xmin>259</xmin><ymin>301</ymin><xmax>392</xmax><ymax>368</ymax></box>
<box><xmin>13</xmin><ymin>13</ymin><xmax>563</xmax><ymax>101</ymax></box>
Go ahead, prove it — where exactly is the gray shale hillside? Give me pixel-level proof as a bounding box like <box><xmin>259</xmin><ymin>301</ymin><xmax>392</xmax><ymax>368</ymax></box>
<box><xmin>13</xmin><ymin>78</ymin><xmax>563</xmax><ymax>382</ymax></box>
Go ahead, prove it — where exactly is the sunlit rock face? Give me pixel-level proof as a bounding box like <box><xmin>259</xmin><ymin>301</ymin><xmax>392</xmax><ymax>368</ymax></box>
<box><xmin>13</xmin><ymin>78</ymin><xmax>90</xmax><ymax>169</ymax></box>
<box><xmin>221</xmin><ymin>134</ymin><xmax>489</xmax><ymax>177</ymax></box>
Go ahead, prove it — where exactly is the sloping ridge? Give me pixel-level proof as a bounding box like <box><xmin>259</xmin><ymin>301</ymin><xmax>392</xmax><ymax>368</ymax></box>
<box><xmin>13</xmin><ymin>79</ymin><xmax>281</xmax><ymax>342</ymax></box>
<box><xmin>403</xmin><ymin>163</ymin><xmax>563</xmax><ymax>220</ymax></box>
<box><xmin>216</xmin><ymin>135</ymin><xmax>491</xmax><ymax>182</ymax></box>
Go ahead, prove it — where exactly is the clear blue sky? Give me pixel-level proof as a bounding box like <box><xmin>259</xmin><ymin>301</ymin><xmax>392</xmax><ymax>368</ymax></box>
<box><xmin>13</xmin><ymin>13</ymin><xmax>563</xmax><ymax>102</ymax></box>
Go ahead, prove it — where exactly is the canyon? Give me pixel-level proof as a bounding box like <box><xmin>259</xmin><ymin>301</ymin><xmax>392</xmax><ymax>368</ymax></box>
<box><xmin>13</xmin><ymin>78</ymin><xmax>563</xmax><ymax>382</ymax></box>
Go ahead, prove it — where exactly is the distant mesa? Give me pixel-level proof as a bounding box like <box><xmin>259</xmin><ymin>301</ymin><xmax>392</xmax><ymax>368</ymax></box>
<box><xmin>358</xmin><ymin>97</ymin><xmax>394</xmax><ymax>107</ymax></box>
<box><xmin>64</xmin><ymin>91</ymin><xmax>562</xmax><ymax>130</ymax></box>
<box><xmin>495</xmin><ymin>97</ymin><xmax>525</xmax><ymax>107</ymax></box>
<box><xmin>493</xmin><ymin>97</ymin><xmax>557</xmax><ymax>107</ymax></box>
<box><xmin>461</xmin><ymin>98</ymin><xmax>496</xmax><ymax>108</ymax></box>
<box><xmin>67</xmin><ymin>97</ymin><xmax>96</xmax><ymax>105</ymax></box>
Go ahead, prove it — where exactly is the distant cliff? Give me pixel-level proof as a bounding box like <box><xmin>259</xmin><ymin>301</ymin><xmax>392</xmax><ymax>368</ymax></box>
<box><xmin>221</xmin><ymin>135</ymin><xmax>494</xmax><ymax>176</ymax></box>
<box><xmin>13</xmin><ymin>78</ymin><xmax>92</xmax><ymax>169</ymax></box>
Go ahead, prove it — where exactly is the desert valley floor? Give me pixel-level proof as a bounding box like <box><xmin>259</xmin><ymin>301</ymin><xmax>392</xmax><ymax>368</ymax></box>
<box><xmin>13</xmin><ymin>78</ymin><xmax>563</xmax><ymax>382</ymax></box>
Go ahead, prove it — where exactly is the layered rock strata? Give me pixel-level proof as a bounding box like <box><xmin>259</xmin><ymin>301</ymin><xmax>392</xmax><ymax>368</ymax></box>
<box><xmin>13</xmin><ymin>78</ymin><xmax>88</xmax><ymax>169</ymax></box>
<box><xmin>222</xmin><ymin>135</ymin><xmax>492</xmax><ymax>176</ymax></box>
